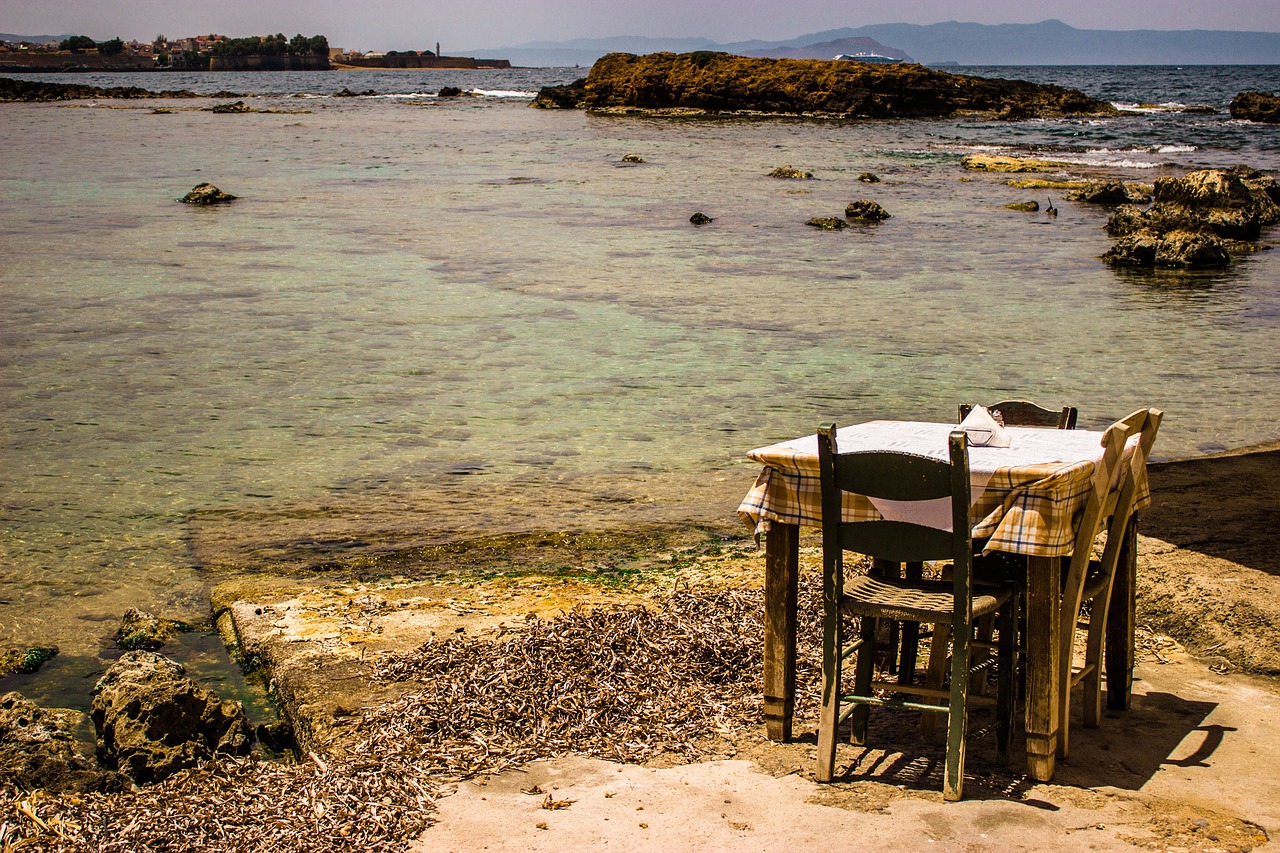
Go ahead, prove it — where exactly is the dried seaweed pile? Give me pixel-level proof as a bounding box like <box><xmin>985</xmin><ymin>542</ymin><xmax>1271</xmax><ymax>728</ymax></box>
<box><xmin>0</xmin><ymin>585</ymin><xmax>777</xmax><ymax>852</ymax></box>
<box><xmin>359</xmin><ymin>586</ymin><xmax>768</xmax><ymax>778</ymax></box>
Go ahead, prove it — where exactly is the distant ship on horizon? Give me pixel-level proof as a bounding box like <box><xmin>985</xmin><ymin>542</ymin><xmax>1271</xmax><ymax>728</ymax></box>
<box><xmin>832</xmin><ymin>52</ymin><xmax>903</xmax><ymax>64</ymax></box>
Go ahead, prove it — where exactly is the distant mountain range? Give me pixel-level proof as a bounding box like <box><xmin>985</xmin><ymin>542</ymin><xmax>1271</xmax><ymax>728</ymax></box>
<box><xmin>466</xmin><ymin>20</ymin><xmax>1280</xmax><ymax>67</ymax></box>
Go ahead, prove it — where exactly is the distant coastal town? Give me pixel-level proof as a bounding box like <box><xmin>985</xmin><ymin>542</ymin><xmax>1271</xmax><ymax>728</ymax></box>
<box><xmin>0</xmin><ymin>32</ymin><xmax>511</xmax><ymax>71</ymax></box>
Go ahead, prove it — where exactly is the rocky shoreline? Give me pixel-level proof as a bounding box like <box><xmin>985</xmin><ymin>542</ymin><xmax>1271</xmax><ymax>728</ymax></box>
<box><xmin>3</xmin><ymin>445</ymin><xmax>1279</xmax><ymax>850</ymax></box>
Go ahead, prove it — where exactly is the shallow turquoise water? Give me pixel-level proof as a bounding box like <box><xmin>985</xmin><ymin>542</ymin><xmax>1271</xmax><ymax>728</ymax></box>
<box><xmin>1</xmin><ymin>68</ymin><xmax>1278</xmax><ymax>706</ymax></box>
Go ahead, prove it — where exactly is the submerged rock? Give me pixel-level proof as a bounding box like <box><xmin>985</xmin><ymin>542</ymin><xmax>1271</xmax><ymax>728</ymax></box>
<box><xmin>0</xmin><ymin>692</ymin><xmax>129</xmax><ymax>793</ymax></box>
<box><xmin>1006</xmin><ymin>200</ymin><xmax>1040</xmax><ymax>212</ymax></box>
<box><xmin>857</xmin><ymin>172</ymin><xmax>881</xmax><ymax>183</ymax></box>
<box><xmin>91</xmin><ymin>651</ymin><xmax>253</xmax><ymax>785</ymax></box>
<box><xmin>845</xmin><ymin>199</ymin><xmax>891</xmax><ymax>220</ymax></box>
<box><xmin>576</xmin><ymin>52</ymin><xmax>1115</xmax><ymax>119</ymax></box>
<box><xmin>1065</xmin><ymin>180</ymin><xmax>1140</xmax><ymax>205</ymax></box>
<box><xmin>961</xmin><ymin>154</ymin><xmax>1070</xmax><ymax>173</ymax></box>
<box><xmin>806</xmin><ymin>217</ymin><xmax>846</xmax><ymax>230</ymax></box>
<box><xmin>180</xmin><ymin>182</ymin><xmax>237</xmax><ymax>205</ymax></box>
<box><xmin>769</xmin><ymin>165</ymin><xmax>813</xmax><ymax>179</ymax></box>
<box><xmin>1230</xmin><ymin>91</ymin><xmax>1280</xmax><ymax>123</ymax></box>
<box><xmin>115</xmin><ymin>608</ymin><xmax>192</xmax><ymax>651</ymax></box>
<box><xmin>209</xmin><ymin>100</ymin><xmax>253</xmax><ymax>113</ymax></box>
<box><xmin>334</xmin><ymin>87</ymin><xmax>377</xmax><ymax>97</ymax></box>
<box><xmin>0</xmin><ymin>646</ymin><xmax>57</xmax><ymax>677</ymax></box>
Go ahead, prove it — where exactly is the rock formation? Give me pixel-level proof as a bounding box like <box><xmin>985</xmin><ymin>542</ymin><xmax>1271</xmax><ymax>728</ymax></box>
<box><xmin>533</xmin><ymin>52</ymin><xmax>1116</xmax><ymax>119</ymax></box>
<box><xmin>845</xmin><ymin>199</ymin><xmax>891</xmax><ymax>220</ymax></box>
<box><xmin>0</xmin><ymin>77</ymin><xmax>240</xmax><ymax>102</ymax></box>
<box><xmin>769</xmin><ymin>165</ymin><xmax>813</xmax><ymax>179</ymax></box>
<box><xmin>1102</xmin><ymin>166</ymin><xmax>1280</xmax><ymax>269</ymax></box>
<box><xmin>689</xmin><ymin>212</ymin><xmax>714</xmax><ymax>225</ymax></box>
<box><xmin>806</xmin><ymin>217</ymin><xmax>846</xmax><ymax>230</ymax></box>
<box><xmin>91</xmin><ymin>652</ymin><xmax>253</xmax><ymax>785</ymax></box>
<box><xmin>530</xmin><ymin>78</ymin><xmax>587</xmax><ymax>109</ymax></box>
<box><xmin>0</xmin><ymin>693</ymin><xmax>129</xmax><ymax>793</ymax></box>
<box><xmin>1229</xmin><ymin>91</ymin><xmax>1280</xmax><ymax>123</ymax></box>
<box><xmin>0</xmin><ymin>646</ymin><xmax>57</xmax><ymax>677</ymax></box>
<box><xmin>180</xmin><ymin>183</ymin><xmax>237</xmax><ymax>205</ymax></box>
<box><xmin>115</xmin><ymin>608</ymin><xmax>192</xmax><ymax>651</ymax></box>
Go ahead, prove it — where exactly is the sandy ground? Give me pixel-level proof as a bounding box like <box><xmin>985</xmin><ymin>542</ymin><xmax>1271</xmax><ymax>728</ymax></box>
<box><xmin>214</xmin><ymin>443</ymin><xmax>1280</xmax><ymax>852</ymax></box>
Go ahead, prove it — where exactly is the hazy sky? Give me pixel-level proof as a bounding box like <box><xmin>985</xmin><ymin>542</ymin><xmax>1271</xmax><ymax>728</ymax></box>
<box><xmin>4</xmin><ymin>0</ymin><xmax>1279</xmax><ymax>52</ymax></box>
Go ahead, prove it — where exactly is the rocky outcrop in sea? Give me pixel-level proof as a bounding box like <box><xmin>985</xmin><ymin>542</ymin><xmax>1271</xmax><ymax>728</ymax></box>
<box><xmin>0</xmin><ymin>77</ymin><xmax>241</xmax><ymax>102</ymax></box>
<box><xmin>1102</xmin><ymin>166</ymin><xmax>1280</xmax><ymax>269</ymax></box>
<box><xmin>532</xmin><ymin>52</ymin><xmax>1116</xmax><ymax>119</ymax></box>
<box><xmin>1230</xmin><ymin>91</ymin><xmax>1280</xmax><ymax>123</ymax></box>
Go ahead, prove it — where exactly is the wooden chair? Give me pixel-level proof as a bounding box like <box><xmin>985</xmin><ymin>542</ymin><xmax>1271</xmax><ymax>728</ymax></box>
<box><xmin>1058</xmin><ymin>408</ymin><xmax>1162</xmax><ymax>758</ymax></box>
<box><xmin>815</xmin><ymin>423</ymin><xmax>1018</xmax><ymax>801</ymax></box>
<box><xmin>958</xmin><ymin>400</ymin><xmax>1078</xmax><ymax>430</ymax></box>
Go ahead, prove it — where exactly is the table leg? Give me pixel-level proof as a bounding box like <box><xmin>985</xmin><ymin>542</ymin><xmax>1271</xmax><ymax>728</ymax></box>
<box><xmin>1024</xmin><ymin>554</ymin><xmax>1061</xmax><ymax>781</ymax></box>
<box><xmin>1105</xmin><ymin>512</ymin><xmax>1139</xmax><ymax>711</ymax></box>
<box><xmin>763</xmin><ymin>522</ymin><xmax>800</xmax><ymax>742</ymax></box>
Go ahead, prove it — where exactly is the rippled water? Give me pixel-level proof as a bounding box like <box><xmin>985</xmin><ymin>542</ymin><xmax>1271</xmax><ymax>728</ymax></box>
<box><xmin>2</xmin><ymin>65</ymin><xmax>1278</xmax><ymax>707</ymax></box>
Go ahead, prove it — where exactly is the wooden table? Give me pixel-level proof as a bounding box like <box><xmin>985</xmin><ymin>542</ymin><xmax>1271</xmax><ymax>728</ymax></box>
<box><xmin>738</xmin><ymin>421</ymin><xmax>1147</xmax><ymax>782</ymax></box>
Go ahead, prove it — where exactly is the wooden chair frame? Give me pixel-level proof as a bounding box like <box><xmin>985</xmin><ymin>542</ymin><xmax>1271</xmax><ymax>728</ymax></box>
<box><xmin>958</xmin><ymin>400</ymin><xmax>1078</xmax><ymax>430</ymax></box>
<box><xmin>815</xmin><ymin>424</ymin><xmax>1017</xmax><ymax>801</ymax></box>
<box><xmin>1058</xmin><ymin>408</ymin><xmax>1162</xmax><ymax>757</ymax></box>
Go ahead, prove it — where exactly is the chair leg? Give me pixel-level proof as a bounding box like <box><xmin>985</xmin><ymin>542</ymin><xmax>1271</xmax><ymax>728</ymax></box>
<box><xmin>996</xmin><ymin>595</ymin><xmax>1018</xmax><ymax>762</ymax></box>
<box><xmin>920</xmin><ymin>621</ymin><xmax>950</xmax><ymax>739</ymax></box>
<box><xmin>1083</xmin><ymin>594</ymin><xmax>1112</xmax><ymax>729</ymax></box>
<box><xmin>944</xmin><ymin>616</ymin><xmax>971</xmax><ymax>802</ymax></box>
<box><xmin>850</xmin><ymin>616</ymin><xmax>876</xmax><ymax>745</ymax></box>
<box><xmin>816</xmin><ymin>593</ymin><xmax>844</xmax><ymax>782</ymax></box>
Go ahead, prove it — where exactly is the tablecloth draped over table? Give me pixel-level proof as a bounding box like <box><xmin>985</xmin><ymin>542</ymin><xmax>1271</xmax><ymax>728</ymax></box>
<box><xmin>736</xmin><ymin>421</ymin><xmax>1150</xmax><ymax>559</ymax></box>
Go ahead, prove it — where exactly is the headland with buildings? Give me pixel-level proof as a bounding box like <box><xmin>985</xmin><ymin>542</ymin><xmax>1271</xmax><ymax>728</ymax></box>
<box><xmin>0</xmin><ymin>33</ymin><xmax>511</xmax><ymax>71</ymax></box>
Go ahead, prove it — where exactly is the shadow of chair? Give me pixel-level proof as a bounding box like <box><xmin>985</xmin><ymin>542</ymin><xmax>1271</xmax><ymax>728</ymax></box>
<box><xmin>814</xmin><ymin>423</ymin><xmax>1019</xmax><ymax>801</ymax></box>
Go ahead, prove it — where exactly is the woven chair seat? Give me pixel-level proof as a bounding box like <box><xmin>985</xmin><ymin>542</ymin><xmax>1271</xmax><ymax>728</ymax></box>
<box><xmin>840</xmin><ymin>575</ymin><xmax>1009</xmax><ymax>623</ymax></box>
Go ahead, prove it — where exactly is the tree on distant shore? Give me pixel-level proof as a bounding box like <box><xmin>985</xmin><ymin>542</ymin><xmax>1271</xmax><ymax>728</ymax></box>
<box><xmin>97</xmin><ymin>37</ymin><xmax>124</xmax><ymax>56</ymax></box>
<box><xmin>58</xmin><ymin>35</ymin><xmax>96</xmax><ymax>52</ymax></box>
<box><xmin>211</xmin><ymin>33</ymin><xmax>329</xmax><ymax>57</ymax></box>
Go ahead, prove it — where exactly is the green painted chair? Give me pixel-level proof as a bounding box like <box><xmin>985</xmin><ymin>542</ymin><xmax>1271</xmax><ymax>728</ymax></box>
<box><xmin>958</xmin><ymin>400</ymin><xmax>1078</xmax><ymax>430</ymax></box>
<box><xmin>815</xmin><ymin>424</ymin><xmax>1019</xmax><ymax>801</ymax></box>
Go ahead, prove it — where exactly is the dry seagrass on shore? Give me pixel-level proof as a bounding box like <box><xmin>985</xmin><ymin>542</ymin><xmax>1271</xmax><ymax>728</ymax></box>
<box><xmin>0</xmin><ymin>586</ymin><xmax>772</xmax><ymax>852</ymax></box>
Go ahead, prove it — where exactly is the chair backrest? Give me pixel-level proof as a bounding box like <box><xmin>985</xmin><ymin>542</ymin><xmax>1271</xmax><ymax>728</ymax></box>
<box><xmin>817</xmin><ymin>422</ymin><xmax>973</xmax><ymax>594</ymax></box>
<box><xmin>1062</xmin><ymin>409</ymin><xmax>1161</xmax><ymax>622</ymax></box>
<box><xmin>958</xmin><ymin>400</ymin><xmax>1078</xmax><ymax>430</ymax></box>
<box><xmin>1093</xmin><ymin>408</ymin><xmax>1163</xmax><ymax>577</ymax></box>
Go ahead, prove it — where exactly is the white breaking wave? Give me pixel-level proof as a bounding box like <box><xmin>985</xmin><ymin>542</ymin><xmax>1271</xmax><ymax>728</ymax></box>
<box><xmin>471</xmin><ymin>89</ymin><xmax>537</xmax><ymax>98</ymax></box>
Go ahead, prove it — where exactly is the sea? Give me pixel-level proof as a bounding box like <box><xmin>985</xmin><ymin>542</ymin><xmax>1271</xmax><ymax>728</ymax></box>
<box><xmin>2</xmin><ymin>64</ymin><xmax>1278</xmax><ymax>713</ymax></box>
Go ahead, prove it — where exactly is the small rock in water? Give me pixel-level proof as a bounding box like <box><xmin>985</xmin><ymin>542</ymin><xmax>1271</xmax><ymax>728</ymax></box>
<box><xmin>806</xmin><ymin>216</ymin><xmax>846</xmax><ymax>230</ymax></box>
<box><xmin>115</xmin><ymin>607</ymin><xmax>192</xmax><ymax>651</ymax></box>
<box><xmin>857</xmin><ymin>172</ymin><xmax>881</xmax><ymax>183</ymax></box>
<box><xmin>180</xmin><ymin>182</ymin><xmax>237</xmax><ymax>205</ymax></box>
<box><xmin>845</xmin><ymin>199</ymin><xmax>891</xmax><ymax>221</ymax></box>
<box><xmin>0</xmin><ymin>645</ymin><xmax>58</xmax><ymax>676</ymax></box>
<box><xmin>622</xmin><ymin>154</ymin><xmax>645</xmax><ymax>163</ymax></box>
<box><xmin>689</xmin><ymin>212</ymin><xmax>714</xmax><ymax>225</ymax></box>
<box><xmin>209</xmin><ymin>100</ymin><xmax>253</xmax><ymax>113</ymax></box>
<box><xmin>437</xmin><ymin>86</ymin><xmax>465</xmax><ymax>97</ymax></box>
<box><xmin>769</xmin><ymin>165</ymin><xmax>813</xmax><ymax>179</ymax></box>
<box><xmin>1006</xmin><ymin>200</ymin><xmax>1040</xmax><ymax>212</ymax></box>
